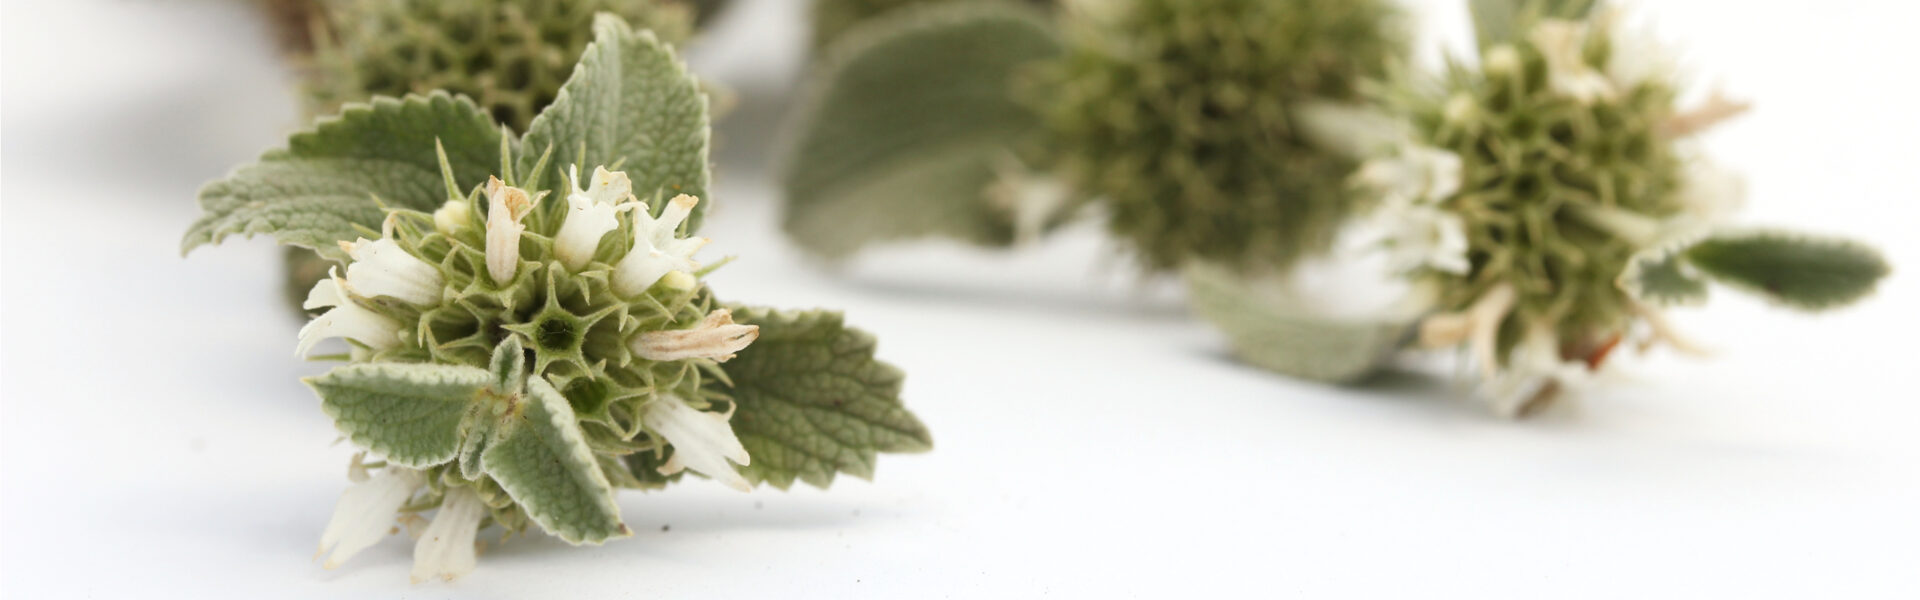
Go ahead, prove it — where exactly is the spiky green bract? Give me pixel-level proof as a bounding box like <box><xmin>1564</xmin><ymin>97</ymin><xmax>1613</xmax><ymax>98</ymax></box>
<box><xmin>1035</xmin><ymin>0</ymin><xmax>1405</xmax><ymax>272</ymax></box>
<box><xmin>306</xmin><ymin>0</ymin><xmax>694</xmax><ymax>132</ymax></box>
<box><xmin>1401</xmin><ymin>19</ymin><xmax>1684</xmax><ymax>355</ymax></box>
<box><xmin>810</xmin><ymin>0</ymin><xmax>1053</xmax><ymax>50</ymax></box>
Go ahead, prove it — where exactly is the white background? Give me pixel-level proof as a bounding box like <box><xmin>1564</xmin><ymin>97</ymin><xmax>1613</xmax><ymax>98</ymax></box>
<box><xmin>3</xmin><ymin>0</ymin><xmax>1918</xmax><ymax>597</ymax></box>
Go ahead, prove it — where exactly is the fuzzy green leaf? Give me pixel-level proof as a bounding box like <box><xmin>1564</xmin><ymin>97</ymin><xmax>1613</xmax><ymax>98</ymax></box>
<box><xmin>1469</xmin><ymin>0</ymin><xmax>1600</xmax><ymax>48</ymax></box>
<box><xmin>1183</xmin><ymin>263</ymin><xmax>1413</xmax><ymax>383</ymax></box>
<box><xmin>518</xmin><ymin>14</ymin><xmax>712</xmax><ymax>231</ymax></box>
<box><xmin>1683</xmin><ymin>230</ymin><xmax>1889</xmax><ymax>311</ymax></box>
<box><xmin>182</xmin><ymin>92</ymin><xmax>503</xmax><ymax>260</ymax></box>
<box><xmin>723</xmin><ymin>307</ymin><xmax>931</xmax><ymax>489</ymax></box>
<box><xmin>1618</xmin><ymin>245</ymin><xmax>1709</xmax><ymax>307</ymax></box>
<box><xmin>308</xmin><ymin>362</ymin><xmax>493</xmax><ymax>468</ymax></box>
<box><xmin>481</xmin><ymin>377</ymin><xmax>628</xmax><ymax>544</ymax></box>
<box><xmin>778</xmin><ymin>2</ymin><xmax>1062</xmax><ymax>259</ymax></box>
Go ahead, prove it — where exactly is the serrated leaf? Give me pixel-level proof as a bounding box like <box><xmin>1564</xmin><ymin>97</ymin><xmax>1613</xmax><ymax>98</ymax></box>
<box><xmin>722</xmin><ymin>307</ymin><xmax>930</xmax><ymax>490</ymax></box>
<box><xmin>518</xmin><ymin>14</ymin><xmax>712</xmax><ymax>231</ymax></box>
<box><xmin>1469</xmin><ymin>0</ymin><xmax>1601</xmax><ymax>48</ymax></box>
<box><xmin>1683</xmin><ymin>229</ymin><xmax>1890</xmax><ymax>311</ymax></box>
<box><xmin>778</xmin><ymin>2</ymin><xmax>1062</xmax><ymax>259</ymax></box>
<box><xmin>1183</xmin><ymin>263</ymin><xmax>1414</xmax><ymax>383</ymax></box>
<box><xmin>1617</xmin><ymin>245</ymin><xmax>1709</xmax><ymax>307</ymax></box>
<box><xmin>481</xmin><ymin>377</ymin><xmax>627</xmax><ymax>544</ymax></box>
<box><xmin>182</xmin><ymin>92</ymin><xmax>503</xmax><ymax>260</ymax></box>
<box><xmin>309</xmin><ymin>362</ymin><xmax>493</xmax><ymax>468</ymax></box>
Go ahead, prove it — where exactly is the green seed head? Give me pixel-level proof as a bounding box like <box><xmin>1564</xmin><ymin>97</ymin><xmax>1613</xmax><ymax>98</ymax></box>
<box><xmin>306</xmin><ymin>0</ymin><xmax>695</xmax><ymax>131</ymax></box>
<box><xmin>1034</xmin><ymin>0</ymin><xmax>1405</xmax><ymax>272</ymax></box>
<box><xmin>1405</xmin><ymin>16</ymin><xmax>1688</xmax><ymax>352</ymax></box>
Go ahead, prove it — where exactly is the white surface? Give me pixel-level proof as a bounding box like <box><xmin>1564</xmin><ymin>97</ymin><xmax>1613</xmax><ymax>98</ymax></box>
<box><xmin>3</xmin><ymin>0</ymin><xmax>1918</xmax><ymax>597</ymax></box>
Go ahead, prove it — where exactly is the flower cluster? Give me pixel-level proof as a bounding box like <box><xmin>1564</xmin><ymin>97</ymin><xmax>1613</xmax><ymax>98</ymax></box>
<box><xmin>301</xmin><ymin>162</ymin><xmax>756</xmax><ymax>581</ymax></box>
<box><xmin>1351</xmin><ymin>12</ymin><xmax>1750</xmax><ymax>416</ymax></box>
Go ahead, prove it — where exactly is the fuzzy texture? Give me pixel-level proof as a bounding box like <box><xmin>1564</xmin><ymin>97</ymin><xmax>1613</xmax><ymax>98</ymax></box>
<box><xmin>305</xmin><ymin>0</ymin><xmax>694</xmax><ymax>131</ymax></box>
<box><xmin>1034</xmin><ymin>0</ymin><xmax>1405</xmax><ymax>272</ymax></box>
<box><xmin>1398</xmin><ymin>19</ymin><xmax>1685</xmax><ymax>357</ymax></box>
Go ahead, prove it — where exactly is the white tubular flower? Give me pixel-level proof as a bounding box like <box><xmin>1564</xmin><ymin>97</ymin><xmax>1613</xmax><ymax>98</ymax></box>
<box><xmin>1419</xmin><ymin>282</ymin><xmax>1517</xmax><ymax>382</ymax></box>
<box><xmin>644</xmin><ymin>394</ymin><xmax>751</xmax><ymax>492</ymax></box>
<box><xmin>554</xmin><ymin>165</ymin><xmax>633</xmax><ymax>271</ymax></box>
<box><xmin>1661</xmin><ymin>91</ymin><xmax>1751</xmax><ymax>138</ymax></box>
<box><xmin>410</xmin><ymin>487</ymin><xmax>488</xmax><ymax>584</ymax></box>
<box><xmin>1481</xmin><ymin>324</ymin><xmax>1590</xmax><ymax>418</ymax></box>
<box><xmin>433</xmin><ymin>200</ymin><xmax>471</xmax><ymax>237</ymax></box>
<box><xmin>1675</xmin><ymin>158</ymin><xmax>1746</xmax><ymax>225</ymax></box>
<box><xmin>632</xmin><ymin>309</ymin><xmax>760</xmax><ymax>362</ymax></box>
<box><xmin>1530</xmin><ymin>20</ymin><xmax>1617</xmax><ymax>104</ymax></box>
<box><xmin>297</xmin><ymin>273</ymin><xmax>403</xmax><ymax>357</ymax></box>
<box><xmin>1354</xmin><ymin>145</ymin><xmax>1464</xmax><ymax>206</ymax></box>
<box><xmin>1370</xmin><ymin>204</ymin><xmax>1471</xmax><ymax>275</ymax></box>
<box><xmin>1602</xmin><ymin>10</ymin><xmax>1673</xmax><ymax>90</ymax></box>
<box><xmin>316</xmin><ymin>467</ymin><xmax>423</xmax><ymax>570</ymax></box>
<box><xmin>340</xmin><ymin>238</ymin><xmax>442</xmax><ymax>306</ymax></box>
<box><xmin>484</xmin><ymin>177</ymin><xmax>536</xmax><ymax>285</ymax></box>
<box><xmin>611</xmin><ymin>194</ymin><xmax>709</xmax><ymax>297</ymax></box>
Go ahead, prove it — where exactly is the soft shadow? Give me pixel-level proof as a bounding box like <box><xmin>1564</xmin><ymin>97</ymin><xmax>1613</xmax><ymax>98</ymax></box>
<box><xmin>837</xmin><ymin>270</ymin><xmax>1191</xmax><ymax>322</ymax></box>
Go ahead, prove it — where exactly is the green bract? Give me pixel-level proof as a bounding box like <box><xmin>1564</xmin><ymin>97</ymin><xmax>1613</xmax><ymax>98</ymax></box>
<box><xmin>1038</xmin><ymin>0</ymin><xmax>1405</xmax><ymax>271</ymax></box>
<box><xmin>184</xmin><ymin>16</ymin><xmax>929</xmax><ymax>581</ymax></box>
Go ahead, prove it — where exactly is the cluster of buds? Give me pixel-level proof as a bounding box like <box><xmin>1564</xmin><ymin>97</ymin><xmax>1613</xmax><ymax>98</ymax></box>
<box><xmin>300</xmin><ymin>158</ymin><xmax>758</xmax><ymax>580</ymax></box>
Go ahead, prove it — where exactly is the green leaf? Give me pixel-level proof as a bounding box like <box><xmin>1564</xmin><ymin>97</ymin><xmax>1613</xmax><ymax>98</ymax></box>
<box><xmin>1683</xmin><ymin>229</ymin><xmax>1890</xmax><ymax>311</ymax></box>
<box><xmin>1469</xmin><ymin>0</ymin><xmax>1601</xmax><ymax>48</ymax></box>
<box><xmin>182</xmin><ymin>92</ymin><xmax>503</xmax><ymax>260</ymax></box>
<box><xmin>518</xmin><ymin>14</ymin><xmax>712</xmax><ymax>231</ymax></box>
<box><xmin>722</xmin><ymin>307</ymin><xmax>931</xmax><ymax>489</ymax></box>
<box><xmin>481</xmin><ymin>377</ymin><xmax>629</xmax><ymax>544</ymax></box>
<box><xmin>1183</xmin><ymin>263</ymin><xmax>1414</xmax><ymax>383</ymax></box>
<box><xmin>1617</xmin><ymin>245</ymin><xmax>1709</xmax><ymax>307</ymax></box>
<box><xmin>308</xmin><ymin>362</ymin><xmax>493</xmax><ymax>468</ymax></box>
<box><xmin>778</xmin><ymin>2</ymin><xmax>1062</xmax><ymax>259</ymax></box>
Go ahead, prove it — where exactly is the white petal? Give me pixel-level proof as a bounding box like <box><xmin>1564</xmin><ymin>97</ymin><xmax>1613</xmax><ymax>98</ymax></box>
<box><xmin>433</xmin><ymin>200</ymin><xmax>472</xmax><ymax>237</ymax></box>
<box><xmin>410</xmin><ymin>487</ymin><xmax>487</xmax><ymax>583</ymax></box>
<box><xmin>297</xmin><ymin>297</ymin><xmax>402</xmax><ymax>358</ymax></box>
<box><xmin>1602</xmin><ymin>10</ymin><xmax>1674</xmax><ymax>89</ymax></box>
<box><xmin>585</xmin><ymin>166</ymin><xmax>633</xmax><ymax>205</ymax></box>
<box><xmin>554</xmin><ymin>198</ymin><xmax>622</xmax><ymax>271</ymax></box>
<box><xmin>632</xmin><ymin>309</ymin><xmax>760</xmax><ymax>362</ymax></box>
<box><xmin>644</xmin><ymin>395</ymin><xmax>751</xmax><ymax>492</ymax></box>
<box><xmin>612</xmin><ymin>196</ymin><xmax>708</xmax><ymax>297</ymax></box>
<box><xmin>484</xmin><ymin>178</ymin><xmax>533</xmax><ymax>285</ymax></box>
<box><xmin>1676</xmin><ymin>158</ymin><xmax>1746</xmax><ymax>225</ymax></box>
<box><xmin>1530</xmin><ymin>20</ymin><xmax>1617</xmax><ymax>104</ymax></box>
<box><xmin>303</xmin><ymin>275</ymin><xmax>344</xmax><ymax>310</ymax></box>
<box><xmin>344</xmin><ymin>238</ymin><xmax>442</xmax><ymax>306</ymax></box>
<box><xmin>317</xmin><ymin>468</ymin><xmax>423</xmax><ymax>569</ymax></box>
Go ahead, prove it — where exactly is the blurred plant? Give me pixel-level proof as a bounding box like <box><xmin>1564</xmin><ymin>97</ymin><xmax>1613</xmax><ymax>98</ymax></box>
<box><xmin>1190</xmin><ymin>0</ymin><xmax>1889</xmax><ymax>417</ymax></box>
<box><xmin>778</xmin><ymin>0</ymin><xmax>1403</xmax><ymax>271</ymax></box>
<box><xmin>183</xmin><ymin>17</ymin><xmax>929</xmax><ymax>580</ymax></box>
<box><xmin>810</xmin><ymin>0</ymin><xmax>1053</xmax><ymax>50</ymax></box>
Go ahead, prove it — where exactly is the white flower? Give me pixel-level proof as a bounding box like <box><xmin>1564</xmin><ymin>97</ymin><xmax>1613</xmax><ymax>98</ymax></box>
<box><xmin>632</xmin><ymin>309</ymin><xmax>760</xmax><ymax>362</ymax></box>
<box><xmin>611</xmin><ymin>194</ymin><xmax>709</xmax><ymax>297</ymax></box>
<box><xmin>316</xmin><ymin>467</ymin><xmax>423</xmax><ymax>570</ymax></box>
<box><xmin>1675</xmin><ymin>157</ymin><xmax>1746</xmax><ymax>225</ymax></box>
<box><xmin>297</xmin><ymin>273</ymin><xmax>403</xmax><ymax>357</ymax></box>
<box><xmin>1293</xmin><ymin>101</ymin><xmax>1414</xmax><ymax>159</ymax></box>
<box><xmin>1365</xmin><ymin>204</ymin><xmax>1471</xmax><ymax>275</ymax></box>
<box><xmin>339</xmin><ymin>237</ymin><xmax>442</xmax><ymax>306</ymax></box>
<box><xmin>1354</xmin><ymin>145</ymin><xmax>1464</xmax><ymax>207</ymax></box>
<box><xmin>1419</xmin><ymin>282</ymin><xmax>1517</xmax><ymax>383</ymax></box>
<box><xmin>411</xmin><ymin>487</ymin><xmax>488</xmax><ymax>584</ymax></box>
<box><xmin>554</xmin><ymin>165</ymin><xmax>634</xmax><ymax>271</ymax></box>
<box><xmin>1602</xmin><ymin>10</ymin><xmax>1674</xmax><ymax>90</ymax></box>
<box><xmin>433</xmin><ymin>200</ymin><xmax>471</xmax><ymax>237</ymax></box>
<box><xmin>1530</xmin><ymin>20</ymin><xmax>1617</xmax><ymax>104</ymax></box>
<box><xmin>644</xmin><ymin>394</ymin><xmax>751</xmax><ymax>492</ymax></box>
<box><xmin>1480</xmin><ymin>324</ymin><xmax>1590</xmax><ymax>418</ymax></box>
<box><xmin>484</xmin><ymin>177</ymin><xmax>536</xmax><ymax>285</ymax></box>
